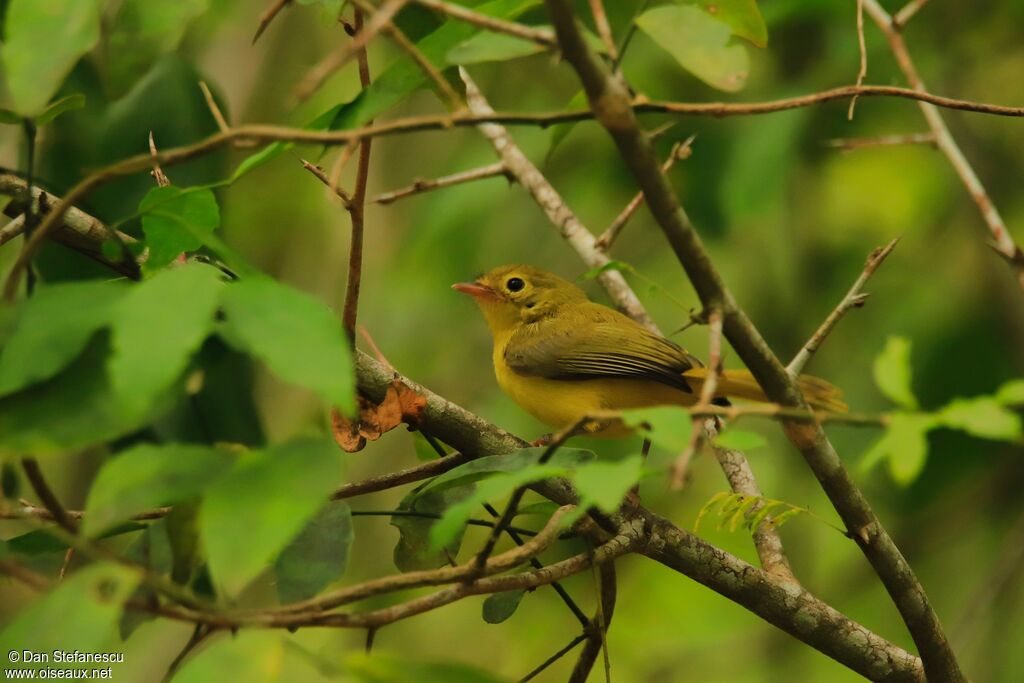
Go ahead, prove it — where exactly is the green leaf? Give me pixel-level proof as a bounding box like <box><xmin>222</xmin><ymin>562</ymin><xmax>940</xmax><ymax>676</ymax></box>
<box><xmin>446</xmin><ymin>31</ymin><xmax>545</xmax><ymax>65</ymax></box>
<box><xmin>995</xmin><ymin>379</ymin><xmax>1024</xmax><ymax>407</ymax></box>
<box><xmin>620</xmin><ymin>406</ymin><xmax>692</xmax><ymax>451</ymax></box>
<box><xmin>414</xmin><ymin>433</ymin><xmax>443</xmax><ymax>461</ymax></box>
<box><xmin>274</xmin><ymin>502</ymin><xmax>353</xmax><ymax>603</ymax></box>
<box><xmin>861</xmin><ymin>412</ymin><xmax>937</xmax><ymax>485</ymax></box>
<box><xmin>0</xmin><ymin>279</ymin><xmax>127</xmax><ymax>396</ymax></box>
<box><xmin>109</xmin><ymin>263</ymin><xmax>225</xmax><ymax>413</ymax></box>
<box><xmin>82</xmin><ymin>443</ymin><xmax>234</xmax><ymax>537</ymax></box>
<box><xmin>104</xmin><ymin>0</ymin><xmax>210</xmax><ymax>94</ymax></box>
<box><xmin>1</xmin><ymin>0</ymin><xmax>102</xmax><ymax>116</ymax></box>
<box><xmin>392</xmin><ymin>486</ymin><xmax>473</xmax><ymax>572</ymax></box>
<box><xmin>873</xmin><ymin>336</ymin><xmax>918</xmax><ymax>410</ymax></box>
<box><xmin>0</xmin><ymin>108</ymin><xmax>20</xmax><ymax>124</ymax></box>
<box><xmin>118</xmin><ymin>520</ymin><xmax>174</xmax><ymax>639</ymax></box>
<box><xmin>714</xmin><ymin>429</ymin><xmax>767</xmax><ymax>451</ymax></box>
<box><xmin>694</xmin><ymin>0</ymin><xmax>768</xmax><ymax>47</ymax></box>
<box><xmin>4</xmin><ymin>523</ymin><xmax>145</xmax><ymax>557</ymax></box>
<box><xmin>0</xmin><ymin>564</ymin><xmax>140</xmax><ymax>658</ymax></box>
<box><xmin>172</xmin><ymin>631</ymin><xmax>285</xmax><ymax>683</ymax></box>
<box><xmin>415</xmin><ymin>447</ymin><xmax>594</xmax><ymax>499</ymax></box>
<box><xmin>694</xmin><ymin>491</ymin><xmax>730</xmax><ymax>532</ymax></box>
<box><xmin>345</xmin><ymin>652</ymin><xmax>510</xmax><ymax>683</ymax></box>
<box><xmin>34</xmin><ymin>93</ymin><xmax>86</xmax><ymax>125</ymax></box>
<box><xmin>939</xmin><ymin>396</ymin><xmax>1022</xmax><ymax>441</ymax></box>
<box><xmin>139</xmin><ymin>186</ymin><xmax>221</xmax><ymax>272</ymax></box>
<box><xmin>572</xmin><ymin>455</ymin><xmax>644</xmax><ymax>514</ymax></box>
<box><xmin>727</xmin><ymin>495</ymin><xmax>760</xmax><ymax>532</ymax></box>
<box><xmin>0</xmin><ymin>337</ymin><xmax>160</xmax><ymax>457</ymax></box>
<box><xmin>200</xmin><ymin>436</ymin><xmax>345</xmax><ymax>595</ymax></box>
<box><xmin>482</xmin><ymin>588</ymin><xmax>526</xmax><ymax>624</ymax></box>
<box><xmin>219</xmin><ymin>277</ymin><xmax>356</xmax><ymax>414</ymax></box>
<box><xmin>636</xmin><ymin>5</ymin><xmax>749</xmax><ymax>92</ymax></box>
<box><xmin>430</xmin><ymin>466</ymin><xmax>568</xmax><ymax>552</ymax></box>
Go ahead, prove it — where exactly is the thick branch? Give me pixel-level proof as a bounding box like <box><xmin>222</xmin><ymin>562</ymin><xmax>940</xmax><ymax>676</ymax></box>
<box><xmin>544</xmin><ymin>2</ymin><xmax>962</xmax><ymax>680</ymax></box>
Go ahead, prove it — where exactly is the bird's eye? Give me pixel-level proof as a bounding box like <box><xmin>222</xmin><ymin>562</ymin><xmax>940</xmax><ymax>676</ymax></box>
<box><xmin>506</xmin><ymin>277</ymin><xmax>525</xmax><ymax>292</ymax></box>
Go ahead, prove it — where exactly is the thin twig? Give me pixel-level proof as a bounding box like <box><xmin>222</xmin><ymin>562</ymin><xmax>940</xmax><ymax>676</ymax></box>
<box><xmin>861</xmin><ymin>0</ymin><xmax>1024</xmax><ymax>291</ymax></box>
<box><xmin>787</xmin><ymin>238</ymin><xmax>899</xmax><ymax>377</ymax></box>
<box><xmin>351</xmin><ymin>0</ymin><xmax>463</xmax><ymax>110</ymax></box>
<box><xmin>826</xmin><ymin>132</ymin><xmax>936</xmax><ymax>151</ymax></box>
<box><xmin>148</xmin><ymin>132</ymin><xmax>171</xmax><ymax>187</ymax></box>
<box><xmin>848</xmin><ymin>0</ymin><xmax>867</xmax><ymax>120</ymax></box>
<box><xmin>342</xmin><ymin>6</ymin><xmax>375</xmax><ymax>341</ymax></box>
<box><xmin>587</xmin><ymin>0</ymin><xmax>617</xmax><ymax>61</ymax></box>
<box><xmin>893</xmin><ymin>0</ymin><xmax>930</xmax><ymax>28</ymax></box>
<box><xmin>571</xmin><ymin>561</ymin><xmax>616</xmax><ymax>683</ymax></box>
<box><xmin>20</xmin><ymin>459</ymin><xmax>77</xmax><ymax>534</ymax></box>
<box><xmin>252</xmin><ymin>0</ymin><xmax>292</xmax><ymax>44</ymax></box>
<box><xmin>671</xmin><ymin>308</ymin><xmax>722</xmax><ymax>490</ymax></box>
<box><xmin>198</xmin><ymin>81</ymin><xmax>230</xmax><ymax>133</ymax></box>
<box><xmin>372</xmin><ymin>162</ymin><xmax>511</xmax><ymax>204</ymax></box>
<box><xmin>292</xmin><ymin>0</ymin><xmax>409</xmax><ymax>103</ymax></box>
<box><xmin>412</xmin><ymin>0</ymin><xmax>556</xmax><ymax>47</ymax></box>
<box><xmin>0</xmin><ymin>214</ymin><xmax>26</xmax><ymax>247</ymax></box>
<box><xmin>519</xmin><ymin>633</ymin><xmax>588</xmax><ymax>682</ymax></box>
<box><xmin>596</xmin><ymin>135</ymin><xmax>694</xmax><ymax>250</ymax></box>
<box><xmin>164</xmin><ymin>624</ymin><xmax>213</xmax><ymax>681</ymax></box>
<box><xmin>301</xmin><ymin>159</ymin><xmax>353</xmax><ymax>208</ymax></box>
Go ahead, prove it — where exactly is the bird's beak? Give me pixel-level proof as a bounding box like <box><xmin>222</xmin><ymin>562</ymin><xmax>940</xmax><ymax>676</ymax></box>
<box><xmin>452</xmin><ymin>281</ymin><xmax>496</xmax><ymax>300</ymax></box>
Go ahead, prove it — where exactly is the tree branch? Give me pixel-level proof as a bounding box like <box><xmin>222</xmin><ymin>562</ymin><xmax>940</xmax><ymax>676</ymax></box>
<box><xmin>860</xmin><ymin>0</ymin><xmax>1024</xmax><ymax>291</ymax></box>
<box><xmin>371</xmin><ymin>162</ymin><xmax>511</xmax><ymax>205</ymax></box>
<box><xmin>543</xmin><ymin>2</ymin><xmax>962</xmax><ymax>680</ymax></box>
<box><xmin>411</xmin><ymin>0</ymin><xmax>557</xmax><ymax>47</ymax></box>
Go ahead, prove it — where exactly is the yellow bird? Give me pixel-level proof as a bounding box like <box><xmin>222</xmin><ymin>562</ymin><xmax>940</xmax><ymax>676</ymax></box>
<box><xmin>453</xmin><ymin>265</ymin><xmax>844</xmax><ymax>435</ymax></box>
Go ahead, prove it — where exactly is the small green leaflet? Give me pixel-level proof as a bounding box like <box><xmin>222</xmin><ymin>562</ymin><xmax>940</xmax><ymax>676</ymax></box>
<box><xmin>860</xmin><ymin>412</ymin><xmax>936</xmax><ymax>485</ymax></box>
<box><xmin>873</xmin><ymin>336</ymin><xmax>918</xmax><ymax>410</ymax></box>
<box><xmin>393</xmin><ymin>485</ymin><xmax>474</xmax><ymax>572</ymax></box>
<box><xmin>414</xmin><ymin>447</ymin><xmax>594</xmax><ymax>500</ymax></box>
<box><xmin>996</xmin><ymin>379</ymin><xmax>1024</xmax><ymax>406</ymax></box>
<box><xmin>572</xmin><ymin>455</ymin><xmax>645</xmax><ymax>514</ymax></box>
<box><xmin>447</xmin><ymin>31</ymin><xmax>546</xmax><ymax>65</ymax></box>
<box><xmin>938</xmin><ymin>396</ymin><xmax>1022</xmax><ymax>442</ymax></box>
<box><xmin>482</xmin><ymin>589</ymin><xmax>527</xmax><ymax>624</ymax></box>
<box><xmin>694</xmin><ymin>492</ymin><xmax>812</xmax><ymax>535</ymax></box>
<box><xmin>693</xmin><ymin>0</ymin><xmax>768</xmax><ymax>48</ymax></box>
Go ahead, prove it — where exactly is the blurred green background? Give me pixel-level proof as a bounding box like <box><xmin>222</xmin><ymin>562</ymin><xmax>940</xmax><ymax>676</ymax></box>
<box><xmin>1</xmin><ymin>0</ymin><xmax>1023</xmax><ymax>680</ymax></box>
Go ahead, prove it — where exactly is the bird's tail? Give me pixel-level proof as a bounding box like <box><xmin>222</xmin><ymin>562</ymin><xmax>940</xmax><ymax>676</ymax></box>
<box><xmin>682</xmin><ymin>368</ymin><xmax>848</xmax><ymax>413</ymax></box>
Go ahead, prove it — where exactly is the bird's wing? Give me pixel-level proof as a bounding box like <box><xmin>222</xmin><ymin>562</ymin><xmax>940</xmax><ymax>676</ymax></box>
<box><xmin>504</xmin><ymin>305</ymin><xmax>698</xmax><ymax>393</ymax></box>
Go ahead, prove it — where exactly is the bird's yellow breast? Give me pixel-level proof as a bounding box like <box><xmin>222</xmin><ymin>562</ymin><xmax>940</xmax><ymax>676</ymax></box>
<box><xmin>493</xmin><ymin>331</ymin><xmax>694</xmax><ymax>433</ymax></box>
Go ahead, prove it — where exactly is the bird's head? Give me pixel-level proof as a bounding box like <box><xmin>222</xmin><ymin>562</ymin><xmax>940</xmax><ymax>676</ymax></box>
<box><xmin>453</xmin><ymin>264</ymin><xmax>588</xmax><ymax>335</ymax></box>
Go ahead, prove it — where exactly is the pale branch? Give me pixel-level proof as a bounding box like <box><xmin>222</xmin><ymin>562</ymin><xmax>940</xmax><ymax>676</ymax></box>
<box><xmin>292</xmin><ymin>0</ymin><xmax>409</xmax><ymax>103</ymax></box>
<box><xmin>0</xmin><ymin>173</ymin><xmax>139</xmax><ymax>280</ymax></box>
<box><xmin>861</xmin><ymin>0</ymin><xmax>1024</xmax><ymax>292</ymax></box>
<box><xmin>252</xmin><ymin>0</ymin><xmax>292</xmax><ymax>44</ymax></box>
<box><xmin>371</xmin><ymin>162</ymin><xmax>511</xmax><ymax>204</ymax></box>
<box><xmin>6</xmin><ymin>82</ymin><xmax>1024</xmax><ymax>299</ymax></box>
<box><xmin>350</xmin><ymin>0</ymin><xmax>463</xmax><ymax>111</ymax></box>
<box><xmin>412</xmin><ymin>0</ymin><xmax>557</xmax><ymax>47</ymax></box>
<box><xmin>544</xmin><ymin>2</ymin><xmax>962</xmax><ymax>680</ymax></box>
<box><xmin>848</xmin><ymin>0</ymin><xmax>867</xmax><ymax>120</ymax></box>
<box><xmin>198</xmin><ymin>81</ymin><xmax>230</xmax><ymax>133</ymax></box>
<box><xmin>893</xmin><ymin>0</ymin><xmax>930</xmax><ymax>28</ymax></box>
<box><xmin>460</xmin><ymin>69</ymin><xmax>657</xmax><ymax>331</ymax></box>
<box><xmin>586</xmin><ymin>0</ymin><xmax>617</xmax><ymax>61</ymax></box>
<box><xmin>596</xmin><ymin>135</ymin><xmax>694</xmax><ymax>250</ymax></box>
<box><xmin>0</xmin><ymin>214</ymin><xmax>25</xmax><ymax>247</ymax></box>
<box><xmin>787</xmin><ymin>238</ymin><xmax>899</xmax><ymax>377</ymax></box>
<box><xmin>459</xmin><ymin>68</ymin><xmax>798</xmax><ymax>587</ymax></box>
<box><xmin>825</xmin><ymin>132</ymin><xmax>936</xmax><ymax>151</ymax></box>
